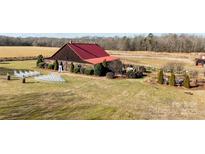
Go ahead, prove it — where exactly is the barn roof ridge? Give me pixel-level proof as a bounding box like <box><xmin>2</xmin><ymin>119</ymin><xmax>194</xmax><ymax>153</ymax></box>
<box><xmin>47</xmin><ymin>42</ymin><xmax>119</xmax><ymax>64</ymax></box>
<box><xmin>67</xmin><ymin>42</ymin><xmax>97</xmax><ymax>45</ymax></box>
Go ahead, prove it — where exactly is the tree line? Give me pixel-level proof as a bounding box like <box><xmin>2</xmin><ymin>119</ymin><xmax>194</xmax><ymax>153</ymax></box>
<box><xmin>1</xmin><ymin>33</ymin><xmax>205</xmax><ymax>52</ymax></box>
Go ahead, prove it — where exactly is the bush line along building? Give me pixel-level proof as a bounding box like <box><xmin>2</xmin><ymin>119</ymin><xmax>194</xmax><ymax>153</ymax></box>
<box><xmin>45</xmin><ymin>42</ymin><xmax>122</xmax><ymax>73</ymax></box>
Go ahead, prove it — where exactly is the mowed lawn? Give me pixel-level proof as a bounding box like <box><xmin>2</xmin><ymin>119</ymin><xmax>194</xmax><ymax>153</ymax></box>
<box><xmin>1</xmin><ymin>60</ymin><xmax>205</xmax><ymax>119</ymax></box>
<box><xmin>0</xmin><ymin>46</ymin><xmax>59</xmax><ymax>58</ymax></box>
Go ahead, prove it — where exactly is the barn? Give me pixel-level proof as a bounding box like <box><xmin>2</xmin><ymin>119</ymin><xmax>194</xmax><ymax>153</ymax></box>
<box><xmin>45</xmin><ymin>42</ymin><xmax>122</xmax><ymax>72</ymax></box>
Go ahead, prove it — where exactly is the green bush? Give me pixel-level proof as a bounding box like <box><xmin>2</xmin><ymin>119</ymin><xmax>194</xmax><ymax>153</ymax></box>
<box><xmin>70</xmin><ymin>62</ymin><xmax>74</xmax><ymax>73</ymax></box>
<box><xmin>127</xmin><ymin>70</ymin><xmax>136</xmax><ymax>79</ymax></box>
<box><xmin>106</xmin><ymin>72</ymin><xmax>115</xmax><ymax>79</ymax></box>
<box><xmin>126</xmin><ymin>70</ymin><xmax>143</xmax><ymax>79</ymax></box>
<box><xmin>80</xmin><ymin>67</ymin><xmax>85</xmax><ymax>74</ymax></box>
<box><xmin>157</xmin><ymin>69</ymin><xmax>164</xmax><ymax>84</ymax></box>
<box><xmin>169</xmin><ymin>72</ymin><xmax>176</xmax><ymax>86</ymax></box>
<box><xmin>94</xmin><ymin>63</ymin><xmax>103</xmax><ymax>76</ymax></box>
<box><xmin>94</xmin><ymin>63</ymin><xmax>109</xmax><ymax>76</ymax></box>
<box><xmin>102</xmin><ymin>60</ymin><xmax>107</xmax><ymax>68</ymax></box>
<box><xmin>74</xmin><ymin>67</ymin><xmax>80</xmax><ymax>73</ymax></box>
<box><xmin>36</xmin><ymin>55</ymin><xmax>44</xmax><ymax>67</ymax></box>
<box><xmin>183</xmin><ymin>74</ymin><xmax>190</xmax><ymax>88</ymax></box>
<box><xmin>48</xmin><ymin>64</ymin><xmax>54</xmax><ymax>69</ymax></box>
<box><xmin>53</xmin><ymin>60</ymin><xmax>59</xmax><ymax>70</ymax></box>
<box><xmin>84</xmin><ymin>68</ymin><xmax>94</xmax><ymax>75</ymax></box>
<box><xmin>38</xmin><ymin>62</ymin><xmax>45</xmax><ymax>68</ymax></box>
<box><xmin>44</xmin><ymin>63</ymin><xmax>49</xmax><ymax>69</ymax></box>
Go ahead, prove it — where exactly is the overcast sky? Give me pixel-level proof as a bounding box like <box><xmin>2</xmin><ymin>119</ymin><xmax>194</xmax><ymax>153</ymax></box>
<box><xmin>1</xmin><ymin>33</ymin><xmax>205</xmax><ymax>38</ymax></box>
<box><xmin>0</xmin><ymin>33</ymin><xmax>143</xmax><ymax>38</ymax></box>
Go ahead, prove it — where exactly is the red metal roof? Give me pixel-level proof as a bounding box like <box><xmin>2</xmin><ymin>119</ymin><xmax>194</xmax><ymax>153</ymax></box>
<box><xmin>48</xmin><ymin>42</ymin><xmax>119</xmax><ymax>64</ymax></box>
<box><xmin>68</xmin><ymin>43</ymin><xmax>109</xmax><ymax>60</ymax></box>
<box><xmin>84</xmin><ymin>56</ymin><xmax>119</xmax><ymax>65</ymax></box>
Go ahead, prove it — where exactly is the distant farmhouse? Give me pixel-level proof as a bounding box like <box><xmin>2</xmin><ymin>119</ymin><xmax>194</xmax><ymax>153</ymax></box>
<box><xmin>45</xmin><ymin>42</ymin><xmax>122</xmax><ymax>72</ymax></box>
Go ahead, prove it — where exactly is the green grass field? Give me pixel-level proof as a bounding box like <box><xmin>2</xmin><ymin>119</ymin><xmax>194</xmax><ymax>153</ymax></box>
<box><xmin>1</xmin><ymin>60</ymin><xmax>205</xmax><ymax>119</ymax></box>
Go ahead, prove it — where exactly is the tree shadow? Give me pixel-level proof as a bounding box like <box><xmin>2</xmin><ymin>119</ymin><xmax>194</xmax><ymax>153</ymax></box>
<box><xmin>23</xmin><ymin>81</ymin><xmax>36</xmax><ymax>84</ymax></box>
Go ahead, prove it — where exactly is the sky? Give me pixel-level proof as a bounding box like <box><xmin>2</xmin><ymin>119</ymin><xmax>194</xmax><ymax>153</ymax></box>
<box><xmin>0</xmin><ymin>33</ymin><xmax>205</xmax><ymax>38</ymax></box>
<box><xmin>0</xmin><ymin>33</ymin><xmax>143</xmax><ymax>38</ymax></box>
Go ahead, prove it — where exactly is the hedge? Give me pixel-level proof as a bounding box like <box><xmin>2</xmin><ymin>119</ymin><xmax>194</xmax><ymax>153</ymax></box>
<box><xmin>84</xmin><ymin>68</ymin><xmax>94</xmax><ymax>75</ymax></box>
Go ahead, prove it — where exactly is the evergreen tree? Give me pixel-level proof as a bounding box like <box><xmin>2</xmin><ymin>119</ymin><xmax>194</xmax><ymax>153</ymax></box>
<box><xmin>169</xmin><ymin>72</ymin><xmax>176</xmax><ymax>86</ymax></box>
<box><xmin>36</xmin><ymin>55</ymin><xmax>44</xmax><ymax>66</ymax></box>
<box><xmin>157</xmin><ymin>69</ymin><xmax>164</xmax><ymax>84</ymax></box>
<box><xmin>183</xmin><ymin>74</ymin><xmax>190</xmax><ymax>88</ymax></box>
<box><xmin>94</xmin><ymin>63</ymin><xmax>103</xmax><ymax>76</ymax></box>
<box><xmin>53</xmin><ymin>60</ymin><xmax>59</xmax><ymax>70</ymax></box>
<box><xmin>70</xmin><ymin>62</ymin><xmax>74</xmax><ymax>72</ymax></box>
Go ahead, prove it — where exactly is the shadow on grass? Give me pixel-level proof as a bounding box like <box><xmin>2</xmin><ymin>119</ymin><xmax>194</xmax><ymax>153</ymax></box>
<box><xmin>23</xmin><ymin>81</ymin><xmax>36</xmax><ymax>84</ymax></box>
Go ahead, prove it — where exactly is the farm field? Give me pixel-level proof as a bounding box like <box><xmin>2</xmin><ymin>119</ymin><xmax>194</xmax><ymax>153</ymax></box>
<box><xmin>110</xmin><ymin>50</ymin><xmax>205</xmax><ymax>77</ymax></box>
<box><xmin>0</xmin><ymin>46</ymin><xmax>58</xmax><ymax>58</ymax></box>
<box><xmin>1</xmin><ymin>47</ymin><xmax>205</xmax><ymax>119</ymax></box>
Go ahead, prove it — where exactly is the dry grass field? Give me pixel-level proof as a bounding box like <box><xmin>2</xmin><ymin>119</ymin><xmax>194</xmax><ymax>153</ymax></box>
<box><xmin>109</xmin><ymin>50</ymin><xmax>205</xmax><ymax>77</ymax></box>
<box><xmin>1</xmin><ymin>47</ymin><xmax>205</xmax><ymax>119</ymax></box>
<box><xmin>0</xmin><ymin>46</ymin><xmax>58</xmax><ymax>58</ymax></box>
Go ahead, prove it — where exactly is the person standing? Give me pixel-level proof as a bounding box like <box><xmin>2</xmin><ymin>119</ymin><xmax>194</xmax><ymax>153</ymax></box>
<box><xmin>58</xmin><ymin>63</ymin><xmax>63</xmax><ymax>73</ymax></box>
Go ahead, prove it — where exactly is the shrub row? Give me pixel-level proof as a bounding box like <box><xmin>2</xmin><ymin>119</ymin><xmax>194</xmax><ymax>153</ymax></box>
<box><xmin>37</xmin><ymin>61</ymin><xmax>58</xmax><ymax>70</ymax></box>
<box><xmin>70</xmin><ymin>64</ymin><xmax>94</xmax><ymax>75</ymax></box>
<box><xmin>37</xmin><ymin>57</ymin><xmax>115</xmax><ymax>79</ymax></box>
<box><xmin>157</xmin><ymin>70</ymin><xmax>190</xmax><ymax>88</ymax></box>
<box><xmin>84</xmin><ymin>68</ymin><xmax>94</xmax><ymax>75</ymax></box>
<box><xmin>71</xmin><ymin>62</ymin><xmax>111</xmax><ymax>77</ymax></box>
